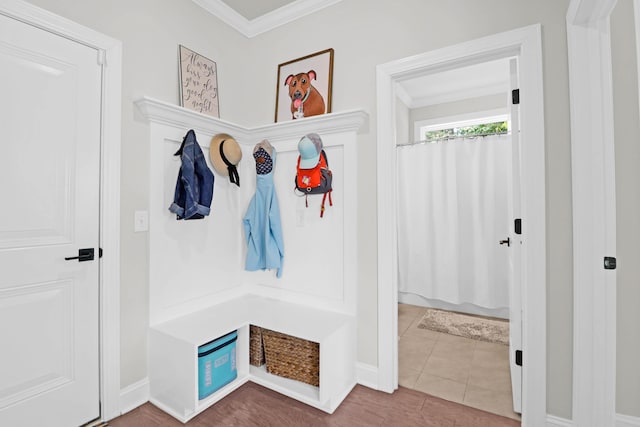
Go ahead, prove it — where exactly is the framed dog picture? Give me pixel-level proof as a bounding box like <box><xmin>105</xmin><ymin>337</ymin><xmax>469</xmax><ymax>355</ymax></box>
<box><xmin>275</xmin><ymin>48</ymin><xmax>334</xmax><ymax>122</ymax></box>
<box><xmin>178</xmin><ymin>45</ymin><xmax>220</xmax><ymax>117</ymax></box>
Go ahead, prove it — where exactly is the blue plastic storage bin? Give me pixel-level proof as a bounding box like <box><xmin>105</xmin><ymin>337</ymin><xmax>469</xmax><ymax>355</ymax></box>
<box><xmin>198</xmin><ymin>330</ymin><xmax>238</xmax><ymax>400</ymax></box>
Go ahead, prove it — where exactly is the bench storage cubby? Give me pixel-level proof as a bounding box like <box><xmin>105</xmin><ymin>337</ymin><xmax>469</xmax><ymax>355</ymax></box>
<box><xmin>149</xmin><ymin>295</ymin><xmax>356</xmax><ymax>423</ymax></box>
<box><xmin>261</xmin><ymin>328</ymin><xmax>319</xmax><ymax>387</ymax></box>
<box><xmin>249</xmin><ymin>325</ymin><xmax>265</xmax><ymax>367</ymax></box>
<box><xmin>197</xmin><ymin>330</ymin><xmax>238</xmax><ymax>400</ymax></box>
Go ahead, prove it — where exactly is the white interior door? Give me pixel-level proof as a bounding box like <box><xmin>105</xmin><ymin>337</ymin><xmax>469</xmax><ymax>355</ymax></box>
<box><xmin>0</xmin><ymin>12</ymin><xmax>102</xmax><ymax>427</ymax></box>
<box><xmin>508</xmin><ymin>57</ymin><xmax>523</xmax><ymax>414</ymax></box>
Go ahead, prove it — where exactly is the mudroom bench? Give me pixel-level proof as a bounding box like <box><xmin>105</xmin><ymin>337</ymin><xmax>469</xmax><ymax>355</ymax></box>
<box><xmin>148</xmin><ymin>294</ymin><xmax>356</xmax><ymax>423</ymax></box>
<box><xmin>136</xmin><ymin>98</ymin><xmax>366</xmax><ymax>424</ymax></box>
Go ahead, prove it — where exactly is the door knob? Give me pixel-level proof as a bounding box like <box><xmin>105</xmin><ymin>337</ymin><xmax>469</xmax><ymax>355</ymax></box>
<box><xmin>499</xmin><ymin>237</ymin><xmax>511</xmax><ymax>247</ymax></box>
<box><xmin>65</xmin><ymin>248</ymin><xmax>95</xmax><ymax>262</ymax></box>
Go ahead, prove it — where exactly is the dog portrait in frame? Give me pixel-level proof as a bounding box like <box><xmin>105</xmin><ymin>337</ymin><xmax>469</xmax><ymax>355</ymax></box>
<box><xmin>275</xmin><ymin>48</ymin><xmax>334</xmax><ymax>122</ymax></box>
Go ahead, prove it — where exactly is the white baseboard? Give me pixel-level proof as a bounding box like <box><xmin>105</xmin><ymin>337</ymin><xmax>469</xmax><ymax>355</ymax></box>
<box><xmin>118</xmin><ymin>364</ymin><xmax>379</xmax><ymax>418</ymax></box>
<box><xmin>545</xmin><ymin>413</ymin><xmax>640</xmax><ymax>427</ymax></box>
<box><xmin>546</xmin><ymin>414</ymin><xmax>573</xmax><ymax>426</ymax></box>
<box><xmin>119</xmin><ymin>378</ymin><xmax>150</xmax><ymax>416</ymax></box>
<box><xmin>398</xmin><ymin>292</ymin><xmax>509</xmax><ymax>319</ymax></box>
<box><xmin>356</xmin><ymin>362</ymin><xmax>379</xmax><ymax>390</ymax></box>
<box><xmin>618</xmin><ymin>413</ymin><xmax>640</xmax><ymax>427</ymax></box>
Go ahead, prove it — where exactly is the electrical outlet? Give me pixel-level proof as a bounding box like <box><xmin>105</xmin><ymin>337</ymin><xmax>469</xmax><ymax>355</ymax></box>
<box><xmin>134</xmin><ymin>210</ymin><xmax>149</xmax><ymax>232</ymax></box>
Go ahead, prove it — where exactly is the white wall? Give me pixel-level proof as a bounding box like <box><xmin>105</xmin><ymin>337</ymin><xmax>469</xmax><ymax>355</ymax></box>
<box><xmin>612</xmin><ymin>0</ymin><xmax>640</xmax><ymax>418</ymax></box>
<box><xmin>26</xmin><ymin>0</ymin><xmax>580</xmax><ymax>419</ymax></box>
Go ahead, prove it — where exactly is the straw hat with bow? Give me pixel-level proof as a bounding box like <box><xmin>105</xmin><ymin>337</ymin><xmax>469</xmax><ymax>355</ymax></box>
<box><xmin>210</xmin><ymin>133</ymin><xmax>242</xmax><ymax>186</ymax></box>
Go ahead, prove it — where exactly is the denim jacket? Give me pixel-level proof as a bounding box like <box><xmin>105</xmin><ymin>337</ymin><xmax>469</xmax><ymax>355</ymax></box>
<box><xmin>169</xmin><ymin>129</ymin><xmax>214</xmax><ymax>220</ymax></box>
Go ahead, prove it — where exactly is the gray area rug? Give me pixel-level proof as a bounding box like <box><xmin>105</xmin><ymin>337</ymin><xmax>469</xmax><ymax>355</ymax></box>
<box><xmin>417</xmin><ymin>308</ymin><xmax>509</xmax><ymax>346</ymax></box>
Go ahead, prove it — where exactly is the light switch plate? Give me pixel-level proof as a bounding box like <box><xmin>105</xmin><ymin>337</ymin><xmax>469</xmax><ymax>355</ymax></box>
<box><xmin>134</xmin><ymin>210</ymin><xmax>149</xmax><ymax>232</ymax></box>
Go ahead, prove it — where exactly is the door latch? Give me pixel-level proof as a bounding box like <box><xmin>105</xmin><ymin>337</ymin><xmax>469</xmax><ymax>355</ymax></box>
<box><xmin>604</xmin><ymin>256</ymin><xmax>616</xmax><ymax>270</ymax></box>
<box><xmin>65</xmin><ymin>248</ymin><xmax>95</xmax><ymax>262</ymax></box>
<box><xmin>499</xmin><ymin>237</ymin><xmax>511</xmax><ymax>247</ymax></box>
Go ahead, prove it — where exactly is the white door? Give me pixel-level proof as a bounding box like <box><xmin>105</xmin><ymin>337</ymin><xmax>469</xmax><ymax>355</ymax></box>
<box><xmin>507</xmin><ymin>57</ymin><xmax>523</xmax><ymax>414</ymax></box>
<box><xmin>0</xmin><ymin>12</ymin><xmax>102</xmax><ymax>427</ymax></box>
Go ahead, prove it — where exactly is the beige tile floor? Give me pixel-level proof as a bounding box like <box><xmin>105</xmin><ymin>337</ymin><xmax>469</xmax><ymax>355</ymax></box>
<box><xmin>398</xmin><ymin>303</ymin><xmax>521</xmax><ymax>422</ymax></box>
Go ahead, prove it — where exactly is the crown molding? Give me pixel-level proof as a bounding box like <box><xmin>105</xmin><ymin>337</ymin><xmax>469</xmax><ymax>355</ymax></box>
<box><xmin>191</xmin><ymin>0</ymin><xmax>342</xmax><ymax>38</ymax></box>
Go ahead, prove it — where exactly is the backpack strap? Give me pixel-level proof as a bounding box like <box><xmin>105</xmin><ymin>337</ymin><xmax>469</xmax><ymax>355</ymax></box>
<box><xmin>320</xmin><ymin>189</ymin><xmax>333</xmax><ymax>218</ymax></box>
<box><xmin>320</xmin><ymin>150</ymin><xmax>329</xmax><ymax>167</ymax></box>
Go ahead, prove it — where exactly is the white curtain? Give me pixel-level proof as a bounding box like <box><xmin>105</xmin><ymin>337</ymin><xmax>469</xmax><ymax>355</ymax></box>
<box><xmin>396</xmin><ymin>134</ymin><xmax>511</xmax><ymax>311</ymax></box>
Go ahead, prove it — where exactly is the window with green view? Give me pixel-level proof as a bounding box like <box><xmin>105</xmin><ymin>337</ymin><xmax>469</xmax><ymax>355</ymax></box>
<box><xmin>424</xmin><ymin>121</ymin><xmax>508</xmax><ymax>141</ymax></box>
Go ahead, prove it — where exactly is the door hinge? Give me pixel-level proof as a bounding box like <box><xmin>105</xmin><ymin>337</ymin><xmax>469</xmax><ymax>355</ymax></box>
<box><xmin>514</xmin><ymin>218</ymin><xmax>522</xmax><ymax>235</ymax></box>
<box><xmin>604</xmin><ymin>256</ymin><xmax>616</xmax><ymax>270</ymax></box>
<box><xmin>512</xmin><ymin>89</ymin><xmax>520</xmax><ymax>105</ymax></box>
<box><xmin>515</xmin><ymin>350</ymin><xmax>523</xmax><ymax>366</ymax></box>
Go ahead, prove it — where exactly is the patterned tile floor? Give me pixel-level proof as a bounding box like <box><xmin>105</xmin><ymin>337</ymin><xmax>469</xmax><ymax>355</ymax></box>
<box><xmin>398</xmin><ymin>303</ymin><xmax>521</xmax><ymax>421</ymax></box>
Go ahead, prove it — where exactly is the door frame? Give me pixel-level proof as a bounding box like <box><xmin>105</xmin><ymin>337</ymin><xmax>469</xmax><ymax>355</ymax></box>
<box><xmin>376</xmin><ymin>24</ymin><xmax>546</xmax><ymax>425</ymax></box>
<box><xmin>0</xmin><ymin>0</ymin><xmax>122</xmax><ymax>422</ymax></box>
<box><xmin>566</xmin><ymin>1</ymin><xmax>617</xmax><ymax>425</ymax></box>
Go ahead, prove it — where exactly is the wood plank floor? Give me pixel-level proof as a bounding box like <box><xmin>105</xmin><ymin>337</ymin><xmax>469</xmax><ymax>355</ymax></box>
<box><xmin>108</xmin><ymin>382</ymin><xmax>520</xmax><ymax>426</ymax></box>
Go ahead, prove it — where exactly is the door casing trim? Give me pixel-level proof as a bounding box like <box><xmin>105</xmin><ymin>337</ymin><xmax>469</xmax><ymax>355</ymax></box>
<box><xmin>567</xmin><ymin>1</ymin><xmax>617</xmax><ymax>425</ymax></box>
<box><xmin>376</xmin><ymin>24</ymin><xmax>546</xmax><ymax>425</ymax></box>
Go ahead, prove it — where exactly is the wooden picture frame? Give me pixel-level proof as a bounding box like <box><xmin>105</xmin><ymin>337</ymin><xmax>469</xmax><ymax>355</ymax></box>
<box><xmin>178</xmin><ymin>45</ymin><xmax>219</xmax><ymax>117</ymax></box>
<box><xmin>275</xmin><ymin>48</ymin><xmax>334</xmax><ymax>122</ymax></box>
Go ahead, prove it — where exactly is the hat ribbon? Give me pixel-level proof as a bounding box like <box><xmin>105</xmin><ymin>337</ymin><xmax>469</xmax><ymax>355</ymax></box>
<box><xmin>219</xmin><ymin>140</ymin><xmax>240</xmax><ymax>187</ymax></box>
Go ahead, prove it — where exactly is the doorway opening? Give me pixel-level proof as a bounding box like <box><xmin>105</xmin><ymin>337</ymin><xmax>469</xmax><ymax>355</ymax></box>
<box><xmin>376</xmin><ymin>24</ymin><xmax>547</xmax><ymax>426</ymax></box>
<box><xmin>395</xmin><ymin>86</ymin><xmax>519</xmax><ymax>419</ymax></box>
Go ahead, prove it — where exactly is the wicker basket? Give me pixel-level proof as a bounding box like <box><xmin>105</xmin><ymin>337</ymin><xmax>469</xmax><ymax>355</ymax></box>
<box><xmin>261</xmin><ymin>328</ymin><xmax>320</xmax><ymax>387</ymax></box>
<box><xmin>249</xmin><ymin>325</ymin><xmax>265</xmax><ymax>367</ymax></box>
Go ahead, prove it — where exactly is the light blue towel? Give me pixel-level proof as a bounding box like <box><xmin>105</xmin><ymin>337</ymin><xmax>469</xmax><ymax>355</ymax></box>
<box><xmin>243</xmin><ymin>148</ymin><xmax>284</xmax><ymax>277</ymax></box>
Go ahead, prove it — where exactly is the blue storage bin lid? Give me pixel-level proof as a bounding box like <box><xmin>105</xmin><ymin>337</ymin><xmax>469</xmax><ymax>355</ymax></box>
<box><xmin>198</xmin><ymin>330</ymin><xmax>237</xmax><ymax>356</ymax></box>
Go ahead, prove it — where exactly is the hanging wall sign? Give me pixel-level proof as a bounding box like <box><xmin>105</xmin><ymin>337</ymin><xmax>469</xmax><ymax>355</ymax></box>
<box><xmin>178</xmin><ymin>45</ymin><xmax>219</xmax><ymax>118</ymax></box>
